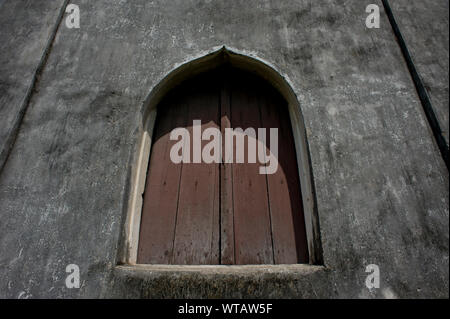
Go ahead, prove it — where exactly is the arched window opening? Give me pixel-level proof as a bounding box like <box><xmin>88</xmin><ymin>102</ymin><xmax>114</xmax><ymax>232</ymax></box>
<box><xmin>136</xmin><ymin>67</ymin><xmax>309</xmax><ymax>265</ymax></box>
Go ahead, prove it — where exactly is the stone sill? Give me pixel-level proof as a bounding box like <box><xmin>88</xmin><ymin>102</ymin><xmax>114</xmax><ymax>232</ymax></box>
<box><xmin>115</xmin><ymin>263</ymin><xmax>326</xmax><ymax>276</ymax></box>
<box><xmin>110</xmin><ymin>264</ymin><xmax>328</xmax><ymax>298</ymax></box>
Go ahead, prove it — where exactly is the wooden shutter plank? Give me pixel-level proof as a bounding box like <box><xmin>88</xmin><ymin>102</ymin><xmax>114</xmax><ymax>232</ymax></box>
<box><xmin>219</xmin><ymin>70</ymin><xmax>235</xmax><ymax>265</ymax></box>
<box><xmin>260</xmin><ymin>87</ymin><xmax>309</xmax><ymax>264</ymax></box>
<box><xmin>172</xmin><ymin>78</ymin><xmax>220</xmax><ymax>265</ymax></box>
<box><xmin>230</xmin><ymin>74</ymin><xmax>274</xmax><ymax>265</ymax></box>
<box><xmin>137</xmin><ymin>94</ymin><xmax>187</xmax><ymax>264</ymax></box>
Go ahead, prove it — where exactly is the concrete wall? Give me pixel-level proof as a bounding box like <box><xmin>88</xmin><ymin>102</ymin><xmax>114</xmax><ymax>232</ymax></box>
<box><xmin>0</xmin><ymin>0</ymin><xmax>448</xmax><ymax>298</ymax></box>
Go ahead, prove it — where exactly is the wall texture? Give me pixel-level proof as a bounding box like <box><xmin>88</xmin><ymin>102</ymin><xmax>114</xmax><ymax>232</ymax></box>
<box><xmin>0</xmin><ymin>0</ymin><xmax>448</xmax><ymax>298</ymax></box>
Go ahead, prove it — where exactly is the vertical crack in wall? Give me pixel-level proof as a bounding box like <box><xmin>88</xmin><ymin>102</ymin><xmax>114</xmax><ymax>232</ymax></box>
<box><xmin>382</xmin><ymin>0</ymin><xmax>449</xmax><ymax>171</ymax></box>
<box><xmin>0</xmin><ymin>0</ymin><xmax>70</xmax><ymax>175</ymax></box>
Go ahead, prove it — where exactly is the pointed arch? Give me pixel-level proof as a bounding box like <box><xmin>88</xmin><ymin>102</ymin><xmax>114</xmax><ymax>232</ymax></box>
<box><xmin>121</xmin><ymin>47</ymin><xmax>323</xmax><ymax>265</ymax></box>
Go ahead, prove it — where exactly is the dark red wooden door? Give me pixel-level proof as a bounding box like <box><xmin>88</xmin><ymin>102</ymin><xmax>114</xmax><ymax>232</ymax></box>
<box><xmin>137</xmin><ymin>67</ymin><xmax>308</xmax><ymax>265</ymax></box>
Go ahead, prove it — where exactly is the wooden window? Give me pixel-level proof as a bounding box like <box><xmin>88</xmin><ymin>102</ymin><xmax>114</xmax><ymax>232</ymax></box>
<box><xmin>137</xmin><ymin>67</ymin><xmax>308</xmax><ymax>265</ymax></box>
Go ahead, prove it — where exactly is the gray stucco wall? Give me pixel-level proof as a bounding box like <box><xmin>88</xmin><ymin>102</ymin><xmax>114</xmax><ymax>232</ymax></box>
<box><xmin>0</xmin><ymin>0</ymin><xmax>448</xmax><ymax>298</ymax></box>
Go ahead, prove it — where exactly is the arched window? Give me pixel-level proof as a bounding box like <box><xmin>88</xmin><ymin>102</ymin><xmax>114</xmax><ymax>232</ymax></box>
<box><xmin>136</xmin><ymin>66</ymin><xmax>309</xmax><ymax>265</ymax></box>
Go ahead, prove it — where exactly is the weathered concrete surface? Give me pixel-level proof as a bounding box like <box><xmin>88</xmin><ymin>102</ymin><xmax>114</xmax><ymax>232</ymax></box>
<box><xmin>0</xmin><ymin>0</ymin><xmax>448</xmax><ymax>298</ymax></box>
<box><xmin>0</xmin><ymin>0</ymin><xmax>67</xmax><ymax>169</ymax></box>
<box><xmin>110</xmin><ymin>265</ymin><xmax>329</xmax><ymax>298</ymax></box>
<box><xmin>389</xmin><ymin>0</ymin><xmax>449</xmax><ymax>145</ymax></box>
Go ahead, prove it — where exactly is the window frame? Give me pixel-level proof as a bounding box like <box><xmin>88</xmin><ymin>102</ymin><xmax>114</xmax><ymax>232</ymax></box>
<box><xmin>118</xmin><ymin>47</ymin><xmax>323</xmax><ymax>267</ymax></box>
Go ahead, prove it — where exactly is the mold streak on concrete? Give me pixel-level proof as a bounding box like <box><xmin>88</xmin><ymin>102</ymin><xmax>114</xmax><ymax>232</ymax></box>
<box><xmin>0</xmin><ymin>0</ymin><xmax>69</xmax><ymax>173</ymax></box>
<box><xmin>382</xmin><ymin>0</ymin><xmax>449</xmax><ymax>170</ymax></box>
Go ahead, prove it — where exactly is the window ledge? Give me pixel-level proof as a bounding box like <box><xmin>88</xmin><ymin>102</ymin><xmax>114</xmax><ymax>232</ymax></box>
<box><xmin>116</xmin><ymin>263</ymin><xmax>325</xmax><ymax>275</ymax></box>
<box><xmin>110</xmin><ymin>264</ymin><xmax>328</xmax><ymax>298</ymax></box>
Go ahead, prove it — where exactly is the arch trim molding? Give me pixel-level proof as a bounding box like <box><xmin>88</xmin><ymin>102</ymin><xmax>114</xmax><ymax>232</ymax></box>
<box><xmin>120</xmin><ymin>46</ymin><xmax>323</xmax><ymax>266</ymax></box>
